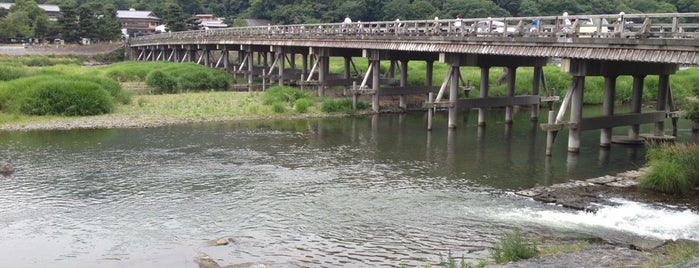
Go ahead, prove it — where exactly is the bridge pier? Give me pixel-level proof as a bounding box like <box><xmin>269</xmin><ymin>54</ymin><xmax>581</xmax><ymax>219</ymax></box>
<box><xmin>505</xmin><ymin>66</ymin><xmax>517</xmax><ymax>124</ymax></box>
<box><xmin>600</xmin><ymin>75</ymin><xmax>617</xmax><ymax>148</ymax></box>
<box><xmin>543</xmin><ymin>59</ymin><xmax>678</xmax><ymax>154</ymax></box>
<box><xmin>399</xmin><ymin>60</ymin><xmax>408</xmax><ymax>110</ymax></box>
<box><xmin>478</xmin><ymin>66</ymin><xmax>489</xmax><ymax>126</ymax></box>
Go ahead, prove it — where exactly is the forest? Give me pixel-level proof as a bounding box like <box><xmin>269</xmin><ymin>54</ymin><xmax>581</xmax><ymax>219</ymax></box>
<box><xmin>1</xmin><ymin>0</ymin><xmax>698</xmax><ymax>42</ymax></box>
<box><xmin>12</xmin><ymin>0</ymin><xmax>699</xmax><ymax>24</ymax></box>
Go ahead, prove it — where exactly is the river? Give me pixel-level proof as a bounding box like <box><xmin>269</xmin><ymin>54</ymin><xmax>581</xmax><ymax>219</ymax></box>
<box><xmin>0</xmin><ymin>109</ymin><xmax>698</xmax><ymax>267</ymax></box>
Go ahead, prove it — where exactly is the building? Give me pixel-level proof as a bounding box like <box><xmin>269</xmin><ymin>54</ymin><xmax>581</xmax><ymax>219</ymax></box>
<box><xmin>117</xmin><ymin>9</ymin><xmax>161</xmax><ymax>35</ymax></box>
<box><xmin>0</xmin><ymin>2</ymin><xmax>60</xmax><ymax>21</ymax></box>
<box><xmin>196</xmin><ymin>14</ymin><xmax>228</xmax><ymax>29</ymax></box>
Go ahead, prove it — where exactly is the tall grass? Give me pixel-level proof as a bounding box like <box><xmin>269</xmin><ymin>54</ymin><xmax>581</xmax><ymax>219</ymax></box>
<box><xmin>0</xmin><ymin>74</ymin><xmax>124</xmax><ymax>116</ymax></box>
<box><xmin>639</xmin><ymin>143</ymin><xmax>699</xmax><ymax>195</ymax></box>
<box><xmin>101</xmin><ymin>61</ymin><xmax>232</xmax><ymax>91</ymax></box>
<box><xmin>0</xmin><ymin>55</ymin><xmax>82</xmax><ymax>66</ymax></box>
<box><xmin>491</xmin><ymin>229</ymin><xmax>538</xmax><ymax>264</ymax></box>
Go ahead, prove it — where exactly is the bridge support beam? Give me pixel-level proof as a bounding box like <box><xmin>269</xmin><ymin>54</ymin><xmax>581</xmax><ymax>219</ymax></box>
<box><xmin>478</xmin><ymin>66</ymin><xmax>490</xmax><ymax>126</ymax></box>
<box><xmin>531</xmin><ymin>66</ymin><xmax>542</xmax><ymax>121</ymax></box>
<box><xmin>568</xmin><ymin>76</ymin><xmax>585</xmax><ymax>153</ymax></box>
<box><xmin>628</xmin><ymin>75</ymin><xmax>645</xmax><ymax>141</ymax></box>
<box><xmin>600</xmin><ymin>76</ymin><xmax>617</xmax><ymax>148</ymax></box>
<box><xmin>544</xmin><ymin>59</ymin><xmax>678</xmax><ymax>154</ymax></box>
<box><xmin>505</xmin><ymin>66</ymin><xmax>517</xmax><ymax>124</ymax></box>
<box><xmin>656</xmin><ymin>74</ymin><xmax>669</xmax><ymax>136</ymax></box>
<box><xmin>399</xmin><ymin>60</ymin><xmax>408</xmax><ymax>110</ymax></box>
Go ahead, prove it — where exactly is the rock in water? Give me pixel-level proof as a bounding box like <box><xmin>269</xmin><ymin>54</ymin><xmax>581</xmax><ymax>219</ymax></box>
<box><xmin>0</xmin><ymin>161</ymin><xmax>14</xmax><ymax>177</ymax></box>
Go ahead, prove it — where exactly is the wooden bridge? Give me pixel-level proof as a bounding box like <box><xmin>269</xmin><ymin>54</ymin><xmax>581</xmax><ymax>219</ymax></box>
<box><xmin>128</xmin><ymin>12</ymin><xmax>699</xmax><ymax>154</ymax></box>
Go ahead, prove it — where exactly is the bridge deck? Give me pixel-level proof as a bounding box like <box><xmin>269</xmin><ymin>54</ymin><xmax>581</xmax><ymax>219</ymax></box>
<box><xmin>130</xmin><ymin>12</ymin><xmax>699</xmax><ymax>65</ymax></box>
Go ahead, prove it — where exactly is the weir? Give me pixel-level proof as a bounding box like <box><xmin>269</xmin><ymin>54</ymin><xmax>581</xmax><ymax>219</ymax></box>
<box><xmin>127</xmin><ymin>12</ymin><xmax>699</xmax><ymax>154</ymax></box>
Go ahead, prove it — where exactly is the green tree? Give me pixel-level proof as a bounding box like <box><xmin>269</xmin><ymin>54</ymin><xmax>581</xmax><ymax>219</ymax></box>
<box><xmin>98</xmin><ymin>5</ymin><xmax>122</xmax><ymax>41</ymax></box>
<box><xmin>57</xmin><ymin>3</ymin><xmax>79</xmax><ymax>42</ymax></box>
<box><xmin>383</xmin><ymin>0</ymin><xmax>411</xmax><ymax>20</ymax></box>
<box><xmin>77</xmin><ymin>6</ymin><xmax>99</xmax><ymax>39</ymax></box>
<box><xmin>0</xmin><ymin>11</ymin><xmax>33</xmax><ymax>39</ymax></box>
<box><xmin>162</xmin><ymin>0</ymin><xmax>189</xmax><ymax>31</ymax></box>
<box><xmin>409</xmin><ymin>0</ymin><xmax>438</xmax><ymax>19</ymax></box>
<box><xmin>2</xmin><ymin>0</ymin><xmax>53</xmax><ymax>40</ymax></box>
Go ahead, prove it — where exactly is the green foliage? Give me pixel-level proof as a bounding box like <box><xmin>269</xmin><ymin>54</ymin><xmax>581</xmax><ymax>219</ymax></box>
<box><xmin>162</xmin><ymin>0</ymin><xmax>190</xmax><ymax>31</ymax></box>
<box><xmin>15</xmin><ymin>80</ymin><xmax>113</xmax><ymax>116</ymax></box>
<box><xmin>438</xmin><ymin>251</ymin><xmax>488</xmax><ymax>268</ymax></box>
<box><xmin>0</xmin><ymin>74</ymin><xmax>124</xmax><ymax>116</ymax></box>
<box><xmin>262</xmin><ymin>86</ymin><xmax>309</xmax><ymax>105</ymax></box>
<box><xmin>683</xmin><ymin>100</ymin><xmax>699</xmax><ymax>123</ymax></box>
<box><xmin>146</xmin><ymin>70</ymin><xmax>179</xmax><ymax>93</ymax></box>
<box><xmin>491</xmin><ymin>229</ymin><xmax>538</xmax><ymax>264</ymax></box>
<box><xmin>100</xmin><ymin>62</ymin><xmax>232</xmax><ymax>91</ymax></box>
<box><xmin>0</xmin><ymin>56</ymin><xmax>82</xmax><ymax>67</ymax></box>
<box><xmin>271</xmin><ymin>102</ymin><xmax>285</xmax><ymax>113</ymax></box>
<box><xmin>65</xmin><ymin>74</ymin><xmax>130</xmax><ymax>104</ymax></box>
<box><xmin>320</xmin><ymin>98</ymin><xmax>363</xmax><ymax>114</ymax></box>
<box><xmin>639</xmin><ymin>143</ymin><xmax>699</xmax><ymax>195</ymax></box>
<box><xmin>0</xmin><ymin>63</ymin><xmax>31</xmax><ymax>81</ymax></box>
<box><xmin>294</xmin><ymin>98</ymin><xmax>312</xmax><ymax>113</ymax></box>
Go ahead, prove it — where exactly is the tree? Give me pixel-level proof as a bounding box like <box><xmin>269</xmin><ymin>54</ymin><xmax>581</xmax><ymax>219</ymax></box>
<box><xmin>0</xmin><ymin>0</ymin><xmax>54</xmax><ymax>41</ymax></box>
<box><xmin>98</xmin><ymin>5</ymin><xmax>122</xmax><ymax>41</ymax></box>
<box><xmin>162</xmin><ymin>0</ymin><xmax>189</xmax><ymax>31</ymax></box>
<box><xmin>77</xmin><ymin>6</ymin><xmax>99</xmax><ymax>39</ymax></box>
<box><xmin>57</xmin><ymin>3</ymin><xmax>79</xmax><ymax>42</ymax></box>
<box><xmin>383</xmin><ymin>0</ymin><xmax>411</xmax><ymax>20</ymax></box>
<box><xmin>0</xmin><ymin>11</ymin><xmax>33</xmax><ymax>39</ymax></box>
<box><xmin>409</xmin><ymin>0</ymin><xmax>438</xmax><ymax>19</ymax></box>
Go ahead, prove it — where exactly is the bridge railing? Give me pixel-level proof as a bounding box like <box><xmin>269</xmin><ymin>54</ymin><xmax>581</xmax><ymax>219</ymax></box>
<box><xmin>130</xmin><ymin>13</ymin><xmax>699</xmax><ymax>45</ymax></box>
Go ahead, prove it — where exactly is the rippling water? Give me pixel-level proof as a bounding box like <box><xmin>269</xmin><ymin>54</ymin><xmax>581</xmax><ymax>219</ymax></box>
<box><xmin>0</xmin><ymin>112</ymin><xmax>697</xmax><ymax>267</ymax></box>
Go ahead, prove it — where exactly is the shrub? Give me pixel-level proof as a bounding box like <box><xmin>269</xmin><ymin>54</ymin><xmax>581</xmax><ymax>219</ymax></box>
<box><xmin>491</xmin><ymin>229</ymin><xmax>538</xmax><ymax>263</ymax></box>
<box><xmin>263</xmin><ymin>86</ymin><xmax>309</xmax><ymax>105</ymax></box>
<box><xmin>66</xmin><ymin>74</ymin><xmax>130</xmax><ymax>104</ymax></box>
<box><xmin>0</xmin><ymin>75</ymin><xmax>118</xmax><ymax>116</ymax></box>
<box><xmin>0</xmin><ymin>63</ymin><xmax>31</xmax><ymax>81</ymax></box>
<box><xmin>177</xmin><ymin>69</ymin><xmax>215</xmax><ymax>90</ymax></box>
<box><xmin>17</xmin><ymin>80</ymin><xmax>113</xmax><ymax>116</ymax></box>
<box><xmin>146</xmin><ymin>70</ymin><xmax>178</xmax><ymax>94</ymax></box>
<box><xmin>271</xmin><ymin>102</ymin><xmax>285</xmax><ymax>113</ymax></box>
<box><xmin>321</xmin><ymin>98</ymin><xmax>367</xmax><ymax>114</ymax></box>
<box><xmin>294</xmin><ymin>98</ymin><xmax>312</xmax><ymax>113</ymax></box>
<box><xmin>639</xmin><ymin>143</ymin><xmax>699</xmax><ymax>195</ymax></box>
<box><xmin>683</xmin><ymin>100</ymin><xmax>699</xmax><ymax>124</ymax></box>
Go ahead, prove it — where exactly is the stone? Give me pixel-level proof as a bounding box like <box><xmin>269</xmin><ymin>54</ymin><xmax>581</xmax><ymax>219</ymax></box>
<box><xmin>516</xmin><ymin>189</ymin><xmax>544</xmax><ymax>198</ymax></box>
<box><xmin>0</xmin><ymin>161</ymin><xmax>14</xmax><ymax>177</ymax></box>
<box><xmin>606</xmin><ymin>180</ymin><xmax>638</xmax><ymax>188</ymax></box>
<box><xmin>214</xmin><ymin>239</ymin><xmax>229</xmax><ymax>246</ymax></box>
<box><xmin>586</xmin><ymin>175</ymin><xmax>618</xmax><ymax>185</ymax></box>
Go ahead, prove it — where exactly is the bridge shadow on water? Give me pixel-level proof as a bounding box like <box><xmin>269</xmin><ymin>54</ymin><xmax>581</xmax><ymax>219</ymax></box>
<box><xmin>304</xmin><ymin>107</ymin><xmax>692</xmax><ymax>191</ymax></box>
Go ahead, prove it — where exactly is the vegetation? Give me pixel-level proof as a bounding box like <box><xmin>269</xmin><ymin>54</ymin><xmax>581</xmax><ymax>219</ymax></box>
<box><xmin>104</xmin><ymin>61</ymin><xmax>233</xmax><ymax>92</ymax></box>
<box><xmin>491</xmin><ymin>228</ymin><xmax>539</xmax><ymax>263</ymax></box>
<box><xmin>639</xmin><ymin>143</ymin><xmax>699</xmax><ymax>195</ymax></box>
<box><xmin>0</xmin><ymin>0</ymin><xmax>697</xmax><ymax>43</ymax></box>
<box><xmin>437</xmin><ymin>251</ymin><xmax>488</xmax><ymax>268</ymax></box>
<box><xmin>0</xmin><ymin>76</ymin><xmax>114</xmax><ymax>116</ymax></box>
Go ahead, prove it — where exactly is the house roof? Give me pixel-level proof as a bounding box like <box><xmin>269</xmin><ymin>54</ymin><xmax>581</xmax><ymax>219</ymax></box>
<box><xmin>0</xmin><ymin>2</ymin><xmax>59</xmax><ymax>13</ymax></box>
<box><xmin>117</xmin><ymin>10</ymin><xmax>160</xmax><ymax>20</ymax></box>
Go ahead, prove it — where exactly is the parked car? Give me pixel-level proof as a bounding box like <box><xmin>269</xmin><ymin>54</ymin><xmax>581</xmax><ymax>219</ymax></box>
<box><xmin>475</xmin><ymin>20</ymin><xmax>516</xmax><ymax>34</ymax></box>
<box><xmin>576</xmin><ymin>18</ymin><xmax>610</xmax><ymax>35</ymax></box>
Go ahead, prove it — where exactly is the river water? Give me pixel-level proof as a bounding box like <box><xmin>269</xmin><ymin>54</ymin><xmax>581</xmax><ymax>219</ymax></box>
<box><xmin>1</xmin><ymin>109</ymin><xmax>698</xmax><ymax>267</ymax></box>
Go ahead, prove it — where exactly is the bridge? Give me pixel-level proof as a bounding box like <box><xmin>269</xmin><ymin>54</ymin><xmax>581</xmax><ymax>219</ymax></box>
<box><xmin>128</xmin><ymin>12</ymin><xmax>699</xmax><ymax>154</ymax></box>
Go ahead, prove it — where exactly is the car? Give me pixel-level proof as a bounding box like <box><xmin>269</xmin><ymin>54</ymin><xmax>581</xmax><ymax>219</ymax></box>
<box><xmin>576</xmin><ymin>18</ymin><xmax>609</xmax><ymax>35</ymax></box>
<box><xmin>475</xmin><ymin>20</ymin><xmax>516</xmax><ymax>34</ymax></box>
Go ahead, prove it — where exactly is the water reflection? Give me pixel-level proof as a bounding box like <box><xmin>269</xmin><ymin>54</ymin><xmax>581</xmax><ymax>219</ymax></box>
<box><xmin>0</xmin><ymin>110</ymin><xmax>696</xmax><ymax>267</ymax></box>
